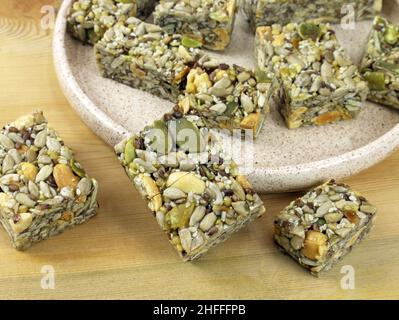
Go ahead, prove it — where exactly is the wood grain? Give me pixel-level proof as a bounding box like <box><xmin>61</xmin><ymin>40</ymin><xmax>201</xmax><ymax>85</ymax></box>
<box><xmin>0</xmin><ymin>0</ymin><xmax>398</xmax><ymax>299</ymax></box>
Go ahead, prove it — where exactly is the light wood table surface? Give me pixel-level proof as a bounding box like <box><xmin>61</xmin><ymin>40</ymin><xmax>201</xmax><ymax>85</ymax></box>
<box><xmin>0</xmin><ymin>0</ymin><xmax>398</xmax><ymax>300</ymax></box>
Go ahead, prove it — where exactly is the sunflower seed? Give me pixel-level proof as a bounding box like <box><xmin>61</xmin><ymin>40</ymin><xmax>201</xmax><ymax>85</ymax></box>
<box><xmin>164</xmin><ymin>187</ymin><xmax>186</xmax><ymax>200</ymax></box>
<box><xmin>46</xmin><ymin>137</ymin><xmax>61</xmax><ymax>152</ymax></box>
<box><xmin>2</xmin><ymin>155</ymin><xmax>14</xmax><ymax>174</ymax></box>
<box><xmin>34</xmin><ymin>130</ymin><xmax>47</xmax><ymax>148</ymax></box>
<box><xmin>0</xmin><ymin>134</ymin><xmax>15</xmax><ymax>150</ymax></box>
<box><xmin>199</xmin><ymin>213</ymin><xmax>217</xmax><ymax>232</ymax></box>
<box><xmin>28</xmin><ymin>180</ymin><xmax>40</xmax><ymax>199</ymax></box>
<box><xmin>189</xmin><ymin>205</ymin><xmax>206</xmax><ymax>226</ymax></box>
<box><xmin>7</xmin><ymin>132</ymin><xmax>25</xmax><ymax>144</ymax></box>
<box><xmin>77</xmin><ymin>178</ymin><xmax>92</xmax><ymax>196</ymax></box>
<box><xmin>8</xmin><ymin>149</ymin><xmax>21</xmax><ymax>164</ymax></box>
<box><xmin>15</xmin><ymin>193</ymin><xmax>36</xmax><ymax>208</ymax></box>
<box><xmin>35</xmin><ymin>165</ymin><xmax>53</xmax><ymax>183</ymax></box>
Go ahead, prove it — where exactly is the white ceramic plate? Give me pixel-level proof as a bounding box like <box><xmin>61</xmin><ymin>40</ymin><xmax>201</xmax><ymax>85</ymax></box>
<box><xmin>53</xmin><ymin>0</ymin><xmax>399</xmax><ymax>192</ymax></box>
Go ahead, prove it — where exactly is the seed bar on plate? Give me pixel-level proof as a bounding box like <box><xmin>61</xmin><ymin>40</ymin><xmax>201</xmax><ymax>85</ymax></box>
<box><xmin>154</xmin><ymin>0</ymin><xmax>237</xmax><ymax>51</ymax></box>
<box><xmin>0</xmin><ymin>112</ymin><xmax>99</xmax><ymax>250</ymax></box>
<box><xmin>360</xmin><ymin>16</ymin><xmax>399</xmax><ymax>110</ymax></box>
<box><xmin>274</xmin><ymin>179</ymin><xmax>376</xmax><ymax>276</ymax></box>
<box><xmin>95</xmin><ymin>17</ymin><xmax>204</xmax><ymax>101</ymax></box>
<box><xmin>242</xmin><ymin>0</ymin><xmax>382</xmax><ymax>31</ymax></box>
<box><xmin>176</xmin><ymin>57</ymin><xmax>274</xmax><ymax>138</ymax></box>
<box><xmin>114</xmin><ymin>113</ymin><xmax>265</xmax><ymax>261</ymax></box>
<box><xmin>67</xmin><ymin>0</ymin><xmax>158</xmax><ymax>45</ymax></box>
<box><xmin>255</xmin><ymin>22</ymin><xmax>369</xmax><ymax>129</ymax></box>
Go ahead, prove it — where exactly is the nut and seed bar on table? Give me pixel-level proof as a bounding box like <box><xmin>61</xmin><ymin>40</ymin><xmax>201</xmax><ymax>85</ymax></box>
<box><xmin>154</xmin><ymin>0</ymin><xmax>237</xmax><ymax>51</ymax></box>
<box><xmin>360</xmin><ymin>16</ymin><xmax>399</xmax><ymax>110</ymax></box>
<box><xmin>176</xmin><ymin>57</ymin><xmax>273</xmax><ymax>138</ymax></box>
<box><xmin>0</xmin><ymin>112</ymin><xmax>99</xmax><ymax>250</ymax></box>
<box><xmin>242</xmin><ymin>0</ymin><xmax>382</xmax><ymax>30</ymax></box>
<box><xmin>274</xmin><ymin>180</ymin><xmax>376</xmax><ymax>276</ymax></box>
<box><xmin>67</xmin><ymin>0</ymin><xmax>158</xmax><ymax>45</ymax></box>
<box><xmin>255</xmin><ymin>22</ymin><xmax>369</xmax><ymax>129</ymax></box>
<box><xmin>95</xmin><ymin>18</ymin><xmax>204</xmax><ymax>101</ymax></box>
<box><xmin>114</xmin><ymin>113</ymin><xmax>265</xmax><ymax>261</ymax></box>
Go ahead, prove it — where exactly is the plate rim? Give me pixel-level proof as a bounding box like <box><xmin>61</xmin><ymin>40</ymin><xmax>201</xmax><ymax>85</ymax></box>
<box><xmin>53</xmin><ymin>0</ymin><xmax>399</xmax><ymax>192</ymax></box>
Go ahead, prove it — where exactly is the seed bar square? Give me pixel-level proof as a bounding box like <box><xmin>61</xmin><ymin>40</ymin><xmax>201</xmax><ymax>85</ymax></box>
<box><xmin>67</xmin><ymin>0</ymin><xmax>158</xmax><ymax>45</ymax></box>
<box><xmin>0</xmin><ymin>112</ymin><xmax>99</xmax><ymax>250</ymax></box>
<box><xmin>154</xmin><ymin>0</ymin><xmax>237</xmax><ymax>51</ymax></box>
<box><xmin>114</xmin><ymin>112</ymin><xmax>265</xmax><ymax>261</ymax></box>
<box><xmin>95</xmin><ymin>18</ymin><xmax>204</xmax><ymax>101</ymax></box>
<box><xmin>360</xmin><ymin>16</ymin><xmax>399</xmax><ymax>110</ymax></box>
<box><xmin>242</xmin><ymin>0</ymin><xmax>382</xmax><ymax>31</ymax></box>
<box><xmin>274</xmin><ymin>180</ymin><xmax>376</xmax><ymax>276</ymax></box>
<box><xmin>255</xmin><ymin>22</ymin><xmax>369</xmax><ymax>129</ymax></box>
<box><xmin>176</xmin><ymin>58</ymin><xmax>274</xmax><ymax>138</ymax></box>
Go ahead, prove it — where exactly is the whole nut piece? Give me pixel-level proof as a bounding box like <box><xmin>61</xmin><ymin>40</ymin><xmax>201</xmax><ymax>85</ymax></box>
<box><xmin>9</xmin><ymin>212</ymin><xmax>33</xmax><ymax>234</ymax></box>
<box><xmin>19</xmin><ymin>162</ymin><xmax>38</xmax><ymax>181</ymax></box>
<box><xmin>137</xmin><ymin>174</ymin><xmax>162</xmax><ymax>212</ymax></box>
<box><xmin>166</xmin><ymin>172</ymin><xmax>205</xmax><ymax>195</ymax></box>
<box><xmin>0</xmin><ymin>193</ymin><xmax>11</xmax><ymax>207</ymax></box>
<box><xmin>150</xmin><ymin>194</ymin><xmax>163</xmax><ymax>212</ymax></box>
<box><xmin>11</xmin><ymin>114</ymin><xmax>34</xmax><ymax>130</ymax></box>
<box><xmin>301</xmin><ymin>230</ymin><xmax>328</xmax><ymax>261</ymax></box>
<box><xmin>140</xmin><ymin>174</ymin><xmax>160</xmax><ymax>200</ymax></box>
<box><xmin>178</xmin><ymin>228</ymin><xmax>192</xmax><ymax>253</ymax></box>
<box><xmin>53</xmin><ymin>164</ymin><xmax>80</xmax><ymax>189</ymax></box>
<box><xmin>236</xmin><ymin>175</ymin><xmax>252</xmax><ymax>190</ymax></box>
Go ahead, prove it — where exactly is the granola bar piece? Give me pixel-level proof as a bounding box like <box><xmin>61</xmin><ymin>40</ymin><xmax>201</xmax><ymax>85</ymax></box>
<box><xmin>242</xmin><ymin>0</ymin><xmax>382</xmax><ymax>30</ymax></box>
<box><xmin>360</xmin><ymin>16</ymin><xmax>399</xmax><ymax>110</ymax></box>
<box><xmin>67</xmin><ymin>0</ymin><xmax>158</xmax><ymax>45</ymax></box>
<box><xmin>0</xmin><ymin>112</ymin><xmax>99</xmax><ymax>250</ymax></box>
<box><xmin>176</xmin><ymin>57</ymin><xmax>274</xmax><ymax>138</ymax></box>
<box><xmin>154</xmin><ymin>0</ymin><xmax>237</xmax><ymax>51</ymax></box>
<box><xmin>255</xmin><ymin>22</ymin><xmax>369</xmax><ymax>129</ymax></box>
<box><xmin>274</xmin><ymin>180</ymin><xmax>376</xmax><ymax>276</ymax></box>
<box><xmin>95</xmin><ymin>17</ymin><xmax>204</xmax><ymax>101</ymax></box>
<box><xmin>114</xmin><ymin>114</ymin><xmax>265</xmax><ymax>261</ymax></box>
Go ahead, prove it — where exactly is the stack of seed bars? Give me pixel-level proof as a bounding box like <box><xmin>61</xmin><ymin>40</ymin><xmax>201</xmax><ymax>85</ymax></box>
<box><xmin>255</xmin><ymin>22</ymin><xmax>369</xmax><ymax>129</ymax></box>
<box><xmin>65</xmin><ymin>0</ymin><xmax>382</xmax><ymax>267</ymax></box>
<box><xmin>154</xmin><ymin>0</ymin><xmax>237</xmax><ymax>51</ymax></box>
<box><xmin>0</xmin><ymin>112</ymin><xmax>99</xmax><ymax>250</ymax></box>
<box><xmin>68</xmin><ymin>0</ymin><xmax>239</xmax><ymax>51</ymax></box>
<box><xmin>67</xmin><ymin>0</ymin><xmax>272</xmax><ymax>137</ymax></box>
<box><xmin>360</xmin><ymin>16</ymin><xmax>399</xmax><ymax>109</ymax></box>
<box><xmin>95</xmin><ymin>18</ymin><xmax>273</xmax><ymax>137</ymax></box>
<box><xmin>114</xmin><ymin>110</ymin><xmax>265</xmax><ymax>261</ymax></box>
